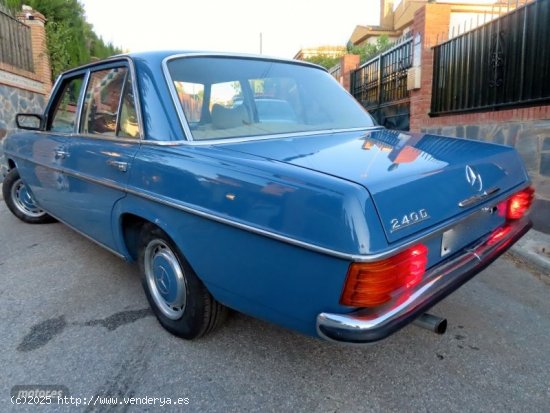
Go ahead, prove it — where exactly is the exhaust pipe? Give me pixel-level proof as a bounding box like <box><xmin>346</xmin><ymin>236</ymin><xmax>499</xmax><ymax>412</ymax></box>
<box><xmin>413</xmin><ymin>313</ymin><xmax>447</xmax><ymax>335</ymax></box>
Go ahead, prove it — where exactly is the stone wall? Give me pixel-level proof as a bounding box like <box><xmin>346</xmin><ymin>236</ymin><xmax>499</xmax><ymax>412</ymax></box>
<box><xmin>0</xmin><ymin>84</ymin><xmax>46</xmax><ymax>140</ymax></box>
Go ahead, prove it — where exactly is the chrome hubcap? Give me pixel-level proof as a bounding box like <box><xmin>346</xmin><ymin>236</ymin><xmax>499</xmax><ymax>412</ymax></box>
<box><xmin>10</xmin><ymin>179</ymin><xmax>46</xmax><ymax>218</ymax></box>
<box><xmin>144</xmin><ymin>239</ymin><xmax>187</xmax><ymax>319</ymax></box>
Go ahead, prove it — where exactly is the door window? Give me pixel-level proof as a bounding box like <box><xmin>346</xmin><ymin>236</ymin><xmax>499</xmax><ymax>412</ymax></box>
<box><xmin>118</xmin><ymin>74</ymin><xmax>140</xmax><ymax>138</ymax></box>
<box><xmin>49</xmin><ymin>75</ymin><xmax>85</xmax><ymax>133</ymax></box>
<box><xmin>81</xmin><ymin>67</ymin><xmax>127</xmax><ymax>136</ymax></box>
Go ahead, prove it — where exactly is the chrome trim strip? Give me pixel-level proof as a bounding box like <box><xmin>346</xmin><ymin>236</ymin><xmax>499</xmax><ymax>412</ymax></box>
<box><xmin>75</xmin><ymin>70</ymin><xmax>91</xmax><ymax>133</ymax></box>
<box><xmin>27</xmin><ymin>131</ymin><xmax>142</xmax><ymax>145</ymax></box>
<box><xmin>4</xmin><ymin>152</ymin><xmax>532</xmax><ymax>263</ymax></box>
<box><xmin>40</xmin><ymin>209</ymin><xmax>125</xmax><ymax>259</ymax></box>
<box><xmin>139</xmin><ymin>139</ymin><xmax>190</xmax><ymax>146</ymax></box>
<box><xmin>25</xmin><ymin>126</ymin><xmax>381</xmax><ymax>147</ymax></box>
<box><xmin>176</xmin><ymin>127</ymin><xmax>381</xmax><ymax>146</ymax></box>
<box><xmin>458</xmin><ymin>187</ymin><xmax>500</xmax><ymax>208</ymax></box>
<box><xmin>316</xmin><ymin>217</ymin><xmax>532</xmax><ymax>344</ymax></box>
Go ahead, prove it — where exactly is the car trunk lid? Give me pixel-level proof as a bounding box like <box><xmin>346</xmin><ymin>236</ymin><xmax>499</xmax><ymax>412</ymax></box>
<box><xmin>221</xmin><ymin>129</ymin><xmax>529</xmax><ymax>243</ymax></box>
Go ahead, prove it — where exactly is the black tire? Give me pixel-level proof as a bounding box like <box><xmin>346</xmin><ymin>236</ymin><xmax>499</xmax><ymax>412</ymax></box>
<box><xmin>138</xmin><ymin>223</ymin><xmax>227</xmax><ymax>339</ymax></box>
<box><xmin>2</xmin><ymin>168</ymin><xmax>55</xmax><ymax>224</ymax></box>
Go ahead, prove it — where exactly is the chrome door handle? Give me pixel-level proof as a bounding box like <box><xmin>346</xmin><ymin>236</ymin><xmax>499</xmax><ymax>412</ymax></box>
<box><xmin>54</xmin><ymin>150</ymin><xmax>69</xmax><ymax>159</ymax></box>
<box><xmin>106</xmin><ymin>159</ymin><xmax>129</xmax><ymax>172</ymax></box>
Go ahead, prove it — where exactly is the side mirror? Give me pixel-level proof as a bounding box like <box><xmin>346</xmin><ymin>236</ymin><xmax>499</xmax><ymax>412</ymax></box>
<box><xmin>16</xmin><ymin>113</ymin><xmax>44</xmax><ymax>131</ymax></box>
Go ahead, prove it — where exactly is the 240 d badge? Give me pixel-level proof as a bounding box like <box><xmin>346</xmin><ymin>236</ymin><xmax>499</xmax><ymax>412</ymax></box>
<box><xmin>390</xmin><ymin>209</ymin><xmax>430</xmax><ymax>232</ymax></box>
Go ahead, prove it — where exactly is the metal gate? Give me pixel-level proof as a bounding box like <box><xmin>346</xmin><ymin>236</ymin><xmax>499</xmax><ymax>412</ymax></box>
<box><xmin>350</xmin><ymin>34</ymin><xmax>413</xmax><ymax>130</ymax></box>
<box><xmin>431</xmin><ymin>0</ymin><xmax>549</xmax><ymax>115</ymax></box>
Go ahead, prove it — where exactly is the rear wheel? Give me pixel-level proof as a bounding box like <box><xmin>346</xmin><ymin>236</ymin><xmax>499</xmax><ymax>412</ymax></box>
<box><xmin>2</xmin><ymin>168</ymin><xmax>55</xmax><ymax>224</ymax></box>
<box><xmin>138</xmin><ymin>224</ymin><xmax>227</xmax><ymax>339</ymax></box>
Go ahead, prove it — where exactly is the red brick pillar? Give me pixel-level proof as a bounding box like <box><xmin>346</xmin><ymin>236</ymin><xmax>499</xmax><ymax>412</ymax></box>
<box><xmin>409</xmin><ymin>4</ymin><xmax>451</xmax><ymax>132</ymax></box>
<box><xmin>17</xmin><ymin>8</ymin><xmax>52</xmax><ymax>92</ymax></box>
<box><xmin>340</xmin><ymin>54</ymin><xmax>360</xmax><ymax>92</ymax></box>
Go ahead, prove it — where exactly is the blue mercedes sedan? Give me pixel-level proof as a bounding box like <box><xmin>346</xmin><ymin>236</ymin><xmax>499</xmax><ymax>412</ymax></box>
<box><xmin>1</xmin><ymin>51</ymin><xmax>534</xmax><ymax>343</ymax></box>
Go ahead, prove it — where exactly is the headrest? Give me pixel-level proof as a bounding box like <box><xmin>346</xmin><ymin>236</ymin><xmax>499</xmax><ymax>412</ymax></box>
<box><xmin>211</xmin><ymin>104</ymin><xmax>250</xmax><ymax>129</ymax></box>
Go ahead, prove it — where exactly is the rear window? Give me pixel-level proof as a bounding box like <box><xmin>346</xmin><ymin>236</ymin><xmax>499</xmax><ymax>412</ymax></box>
<box><xmin>167</xmin><ymin>57</ymin><xmax>374</xmax><ymax>141</ymax></box>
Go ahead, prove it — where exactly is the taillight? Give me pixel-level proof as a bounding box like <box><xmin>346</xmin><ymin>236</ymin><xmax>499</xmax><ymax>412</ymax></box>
<box><xmin>499</xmin><ymin>187</ymin><xmax>535</xmax><ymax>220</ymax></box>
<box><xmin>340</xmin><ymin>244</ymin><xmax>428</xmax><ymax>307</ymax></box>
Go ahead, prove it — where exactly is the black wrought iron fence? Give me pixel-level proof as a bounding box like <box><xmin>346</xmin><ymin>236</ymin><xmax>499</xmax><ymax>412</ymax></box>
<box><xmin>350</xmin><ymin>34</ymin><xmax>413</xmax><ymax>129</ymax></box>
<box><xmin>0</xmin><ymin>8</ymin><xmax>34</xmax><ymax>72</ymax></box>
<box><xmin>350</xmin><ymin>34</ymin><xmax>413</xmax><ymax>110</ymax></box>
<box><xmin>431</xmin><ymin>0</ymin><xmax>550</xmax><ymax>115</ymax></box>
<box><xmin>328</xmin><ymin>62</ymin><xmax>341</xmax><ymax>81</ymax></box>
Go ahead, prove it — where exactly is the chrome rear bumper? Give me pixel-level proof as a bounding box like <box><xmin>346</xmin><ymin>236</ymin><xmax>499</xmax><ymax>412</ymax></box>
<box><xmin>316</xmin><ymin>218</ymin><xmax>532</xmax><ymax>344</ymax></box>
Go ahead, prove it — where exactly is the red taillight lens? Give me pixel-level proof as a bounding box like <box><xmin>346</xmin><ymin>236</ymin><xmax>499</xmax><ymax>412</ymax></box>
<box><xmin>340</xmin><ymin>244</ymin><xmax>428</xmax><ymax>307</ymax></box>
<box><xmin>500</xmin><ymin>187</ymin><xmax>535</xmax><ymax>220</ymax></box>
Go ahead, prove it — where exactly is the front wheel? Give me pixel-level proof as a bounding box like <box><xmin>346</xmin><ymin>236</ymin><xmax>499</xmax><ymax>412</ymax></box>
<box><xmin>138</xmin><ymin>224</ymin><xmax>227</xmax><ymax>339</ymax></box>
<box><xmin>2</xmin><ymin>168</ymin><xmax>55</xmax><ymax>224</ymax></box>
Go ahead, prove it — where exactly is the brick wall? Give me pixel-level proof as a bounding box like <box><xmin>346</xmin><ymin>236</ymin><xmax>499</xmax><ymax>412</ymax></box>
<box><xmin>339</xmin><ymin>54</ymin><xmax>360</xmax><ymax>92</ymax></box>
<box><xmin>409</xmin><ymin>4</ymin><xmax>451</xmax><ymax>133</ymax></box>
<box><xmin>17</xmin><ymin>9</ymin><xmax>52</xmax><ymax>92</ymax></box>
<box><xmin>0</xmin><ymin>8</ymin><xmax>51</xmax><ymax>142</ymax></box>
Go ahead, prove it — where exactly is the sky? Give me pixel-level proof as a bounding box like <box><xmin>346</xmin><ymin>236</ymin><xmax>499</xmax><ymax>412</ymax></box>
<box><xmin>80</xmin><ymin>0</ymin><xmax>380</xmax><ymax>58</ymax></box>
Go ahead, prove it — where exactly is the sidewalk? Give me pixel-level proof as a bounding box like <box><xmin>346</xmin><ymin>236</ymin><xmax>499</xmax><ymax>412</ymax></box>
<box><xmin>509</xmin><ymin>229</ymin><xmax>550</xmax><ymax>282</ymax></box>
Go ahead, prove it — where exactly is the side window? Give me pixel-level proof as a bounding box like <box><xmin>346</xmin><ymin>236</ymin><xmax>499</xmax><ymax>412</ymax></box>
<box><xmin>209</xmin><ymin>81</ymin><xmax>251</xmax><ymax>129</ymax></box>
<box><xmin>174</xmin><ymin>81</ymin><xmax>204</xmax><ymax>123</ymax></box>
<box><xmin>118</xmin><ymin>75</ymin><xmax>140</xmax><ymax>138</ymax></box>
<box><xmin>81</xmin><ymin>67</ymin><xmax>127</xmax><ymax>136</ymax></box>
<box><xmin>49</xmin><ymin>75</ymin><xmax>85</xmax><ymax>133</ymax></box>
<box><xmin>249</xmin><ymin>77</ymin><xmax>301</xmax><ymax>123</ymax></box>
<box><xmin>210</xmin><ymin>81</ymin><xmax>242</xmax><ymax>109</ymax></box>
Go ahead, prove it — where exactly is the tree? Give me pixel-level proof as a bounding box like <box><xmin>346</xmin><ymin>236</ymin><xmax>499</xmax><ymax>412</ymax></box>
<box><xmin>1</xmin><ymin>0</ymin><xmax>122</xmax><ymax>80</ymax></box>
<box><xmin>347</xmin><ymin>35</ymin><xmax>392</xmax><ymax>64</ymax></box>
<box><xmin>303</xmin><ymin>55</ymin><xmax>341</xmax><ymax>70</ymax></box>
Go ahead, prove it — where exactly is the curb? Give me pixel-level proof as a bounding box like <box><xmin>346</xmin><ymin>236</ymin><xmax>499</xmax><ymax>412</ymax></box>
<box><xmin>509</xmin><ymin>228</ymin><xmax>550</xmax><ymax>282</ymax></box>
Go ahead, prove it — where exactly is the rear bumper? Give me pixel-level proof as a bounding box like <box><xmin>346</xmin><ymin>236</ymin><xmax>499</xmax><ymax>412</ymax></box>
<box><xmin>316</xmin><ymin>218</ymin><xmax>532</xmax><ymax>344</ymax></box>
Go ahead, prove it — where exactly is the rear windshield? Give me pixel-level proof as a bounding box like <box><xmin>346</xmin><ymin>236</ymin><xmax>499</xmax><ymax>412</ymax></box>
<box><xmin>166</xmin><ymin>56</ymin><xmax>375</xmax><ymax>141</ymax></box>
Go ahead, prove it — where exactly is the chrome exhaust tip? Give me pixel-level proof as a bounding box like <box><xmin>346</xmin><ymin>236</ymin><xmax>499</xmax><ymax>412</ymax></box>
<box><xmin>413</xmin><ymin>313</ymin><xmax>447</xmax><ymax>335</ymax></box>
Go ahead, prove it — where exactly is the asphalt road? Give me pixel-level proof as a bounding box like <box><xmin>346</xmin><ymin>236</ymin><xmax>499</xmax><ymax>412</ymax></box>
<box><xmin>0</xmin><ymin>199</ymin><xmax>549</xmax><ymax>413</ymax></box>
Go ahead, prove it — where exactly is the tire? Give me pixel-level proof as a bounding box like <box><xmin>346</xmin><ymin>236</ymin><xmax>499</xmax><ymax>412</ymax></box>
<box><xmin>2</xmin><ymin>168</ymin><xmax>55</xmax><ymax>224</ymax></box>
<box><xmin>138</xmin><ymin>223</ymin><xmax>227</xmax><ymax>339</ymax></box>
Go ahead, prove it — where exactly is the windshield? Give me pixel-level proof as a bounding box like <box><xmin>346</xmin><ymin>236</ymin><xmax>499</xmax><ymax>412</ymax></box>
<box><xmin>166</xmin><ymin>56</ymin><xmax>375</xmax><ymax>141</ymax></box>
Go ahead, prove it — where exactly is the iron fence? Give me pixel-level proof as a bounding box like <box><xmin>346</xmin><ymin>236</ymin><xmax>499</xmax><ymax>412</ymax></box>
<box><xmin>0</xmin><ymin>9</ymin><xmax>34</xmax><ymax>72</ymax></box>
<box><xmin>431</xmin><ymin>0</ymin><xmax>550</xmax><ymax>115</ymax></box>
<box><xmin>350</xmin><ymin>34</ymin><xmax>413</xmax><ymax>110</ymax></box>
<box><xmin>328</xmin><ymin>62</ymin><xmax>341</xmax><ymax>82</ymax></box>
<box><xmin>350</xmin><ymin>34</ymin><xmax>413</xmax><ymax>129</ymax></box>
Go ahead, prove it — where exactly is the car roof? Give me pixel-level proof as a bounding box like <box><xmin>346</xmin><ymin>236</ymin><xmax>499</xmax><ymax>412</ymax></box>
<box><xmin>60</xmin><ymin>50</ymin><xmax>326</xmax><ymax>77</ymax></box>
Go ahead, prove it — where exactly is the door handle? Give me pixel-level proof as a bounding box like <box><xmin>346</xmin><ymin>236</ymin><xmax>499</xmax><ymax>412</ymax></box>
<box><xmin>106</xmin><ymin>159</ymin><xmax>129</xmax><ymax>172</ymax></box>
<box><xmin>54</xmin><ymin>149</ymin><xmax>69</xmax><ymax>159</ymax></box>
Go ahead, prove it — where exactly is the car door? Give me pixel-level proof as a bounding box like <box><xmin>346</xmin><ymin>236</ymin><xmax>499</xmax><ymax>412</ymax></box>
<box><xmin>56</xmin><ymin>62</ymin><xmax>142</xmax><ymax>251</ymax></box>
<box><xmin>16</xmin><ymin>72</ymin><xmax>87</xmax><ymax>219</ymax></box>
